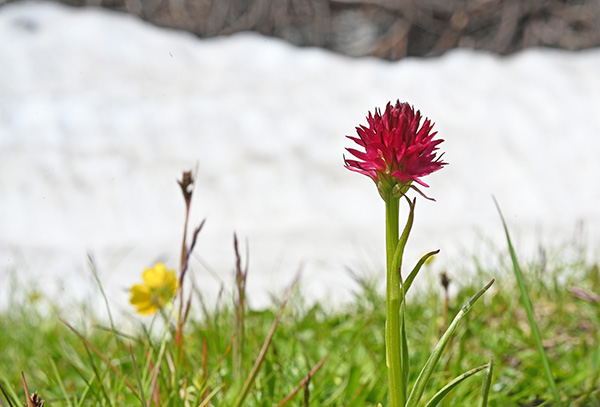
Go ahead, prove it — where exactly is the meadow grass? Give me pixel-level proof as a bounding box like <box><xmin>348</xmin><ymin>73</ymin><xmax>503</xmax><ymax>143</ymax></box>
<box><xmin>1</xmin><ymin>244</ymin><xmax>598</xmax><ymax>407</ymax></box>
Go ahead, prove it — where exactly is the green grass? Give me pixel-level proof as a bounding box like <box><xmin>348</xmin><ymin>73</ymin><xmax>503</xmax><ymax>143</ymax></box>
<box><xmin>1</xmin><ymin>247</ymin><xmax>599</xmax><ymax>407</ymax></box>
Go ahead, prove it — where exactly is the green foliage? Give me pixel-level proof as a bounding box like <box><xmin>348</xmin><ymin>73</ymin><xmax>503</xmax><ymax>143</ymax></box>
<box><xmin>496</xmin><ymin>200</ymin><xmax>562</xmax><ymax>407</ymax></box>
<box><xmin>1</xmin><ymin>249</ymin><xmax>599</xmax><ymax>406</ymax></box>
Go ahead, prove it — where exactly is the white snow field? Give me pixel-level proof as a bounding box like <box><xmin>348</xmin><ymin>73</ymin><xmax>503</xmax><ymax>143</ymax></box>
<box><xmin>1</xmin><ymin>1</ymin><xmax>599</xmax><ymax>312</ymax></box>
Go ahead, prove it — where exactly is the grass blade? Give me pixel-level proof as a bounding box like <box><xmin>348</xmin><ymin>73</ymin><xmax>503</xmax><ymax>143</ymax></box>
<box><xmin>72</xmin><ymin>368</ymin><xmax>96</xmax><ymax>407</ymax></box>
<box><xmin>129</xmin><ymin>344</ymin><xmax>147</xmax><ymax>407</ymax></box>
<box><xmin>147</xmin><ymin>308</ymin><xmax>177</xmax><ymax>407</ymax></box>
<box><xmin>494</xmin><ymin>198</ymin><xmax>563</xmax><ymax>407</ymax></box>
<box><xmin>578</xmin><ymin>343</ymin><xmax>600</xmax><ymax>405</ymax></box>
<box><xmin>478</xmin><ymin>357</ymin><xmax>494</xmax><ymax>407</ymax></box>
<box><xmin>60</xmin><ymin>319</ymin><xmax>140</xmax><ymax>398</ymax></box>
<box><xmin>423</xmin><ymin>363</ymin><xmax>489</xmax><ymax>407</ymax></box>
<box><xmin>232</xmin><ymin>303</ymin><xmax>284</xmax><ymax>407</ymax></box>
<box><xmin>82</xmin><ymin>346</ymin><xmax>113</xmax><ymax>407</ymax></box>
<box><xmin>406</xmin><ymin>279</ymin><xmax>494</xmax><ymax>407</ymax></box>
<box><xmin>198</xmin><ymin>383</ymin><xmax>225</xmax><ymax>407</ymax></box>
<box><xmin>233</xmin><ymin>233</ymin><xmax>248</xmax><ymax>381</ymax></box>
<box><xmin>231</xmin><ymin>271</ymin><xmax>300</xmax><ymax>407</ymax></box>
<box><xmin>87</xmin><ymin>255</ymin><xmax>116</xmax><ymax>334</ymax></box>
<box><xmin>403</xmin><ymin>250</ymin><xmax>440</xmax><ymax>296</ymax></box>
<box><xmin>276</xmin><ymin>356</ymin><xmax>327</xmax><ymax>407</ymax></box>
<box><xmin>0</xmin><ymin>381</ymin><xmax>15</xmax><ymax>407</ymax></box>
<box><xmin>50</xmin><ymin>358</ymin><xmax>75</xmax><ymax>407</ymax></box>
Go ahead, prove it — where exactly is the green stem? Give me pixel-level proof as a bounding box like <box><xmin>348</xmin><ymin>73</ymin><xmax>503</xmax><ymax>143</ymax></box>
<box><xmin>385</xmin><ymin>193</ymin><xmax>403</xmax><ymax>407</ymax></box>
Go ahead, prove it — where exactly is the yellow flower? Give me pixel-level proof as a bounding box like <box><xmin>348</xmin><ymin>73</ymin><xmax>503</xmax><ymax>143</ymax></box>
<box><xmin>129</xmin><ymin>263</ymin><xmax>179</xmax><ymax>315</ymax></box>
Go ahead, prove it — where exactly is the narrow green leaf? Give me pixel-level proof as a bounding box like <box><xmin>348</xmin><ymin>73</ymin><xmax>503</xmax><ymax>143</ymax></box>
<box><xmin>232</xmin><ymin>303</ymin><xmax>284</xmax><ymax>407</ymax></box>
<box><xmin>399</xmin><ymin>298</ymin><xmax>409</xmax><ymax>407</ymax></box>
<box><xmin>424</xmin><ymin>364</ymin><xmax>489</xmax><ymax>407</ymax></box>
<box><xmin>406</xmin><ymin>279</ymin><xmax>494</xmax><ymax>407</ymax></box>
<box><xmin>0</xmin><ymin>381</ymin><xmax>15</xmax><ymax>407</ymax></box>
<box><xmin>49</xmin><ymin>358</ymin><xmax>76</xmax><ymax>407</ymax></box>
<box><xmin>87</xmin><ymin>254</ymin><xmax>116</xmax><ymax>335</ymax></box>
<box><xmin>198</xmin><ymin>383</ymin><xmax>226</xmax><ymax>407</ymax></box>
<box><xmin>232</xmin><ymin>274</ymin><xmax>300</xmax><ymax>407</ymax></box>
<box><xmin>275</xmin><ymin>356</ymin><xmax>326</xmax><ymax>407</ymax></box>
<box><xmin>494</xmin><ymin>198</ymin><xmax>563</xmax><ymax>407</ymax></box>
<box><xmin>146</xmin><ymin>306</ymin><xmax>177</xmax><ymax>407</ymax></box>
<box><xmin>82</xmin><ymin>346</ymin><xmax>113</xmax><ymax>407</ymax></box>
<box><xmin>129</xmin><ymin>345</ymin><xmax>147</xmax><ymax>407</ymax></box>
<box><xmin>478</xmin><ymin>358</ymin><xmax>494</xmax><ymax>407</ymax></box>
<box><xmin>579</xmin><ymin>344</ymin><xmax>600</xmax><ymax>405</ymax></box>
<box><xmin>402</xmin><ymin>249</ymin><xmax>440</xmax><ymax>296</ymax></box>
<box><xmin>71</xmin><ymin>368</ymin><xmax>96</xmax><ymax>407</ymax></box>
<box><xmin>60</xmin><ymin>319</ymin><xmax>140</xmax><ymax>398</ymax></box>
<box><xmin>390</xmin><ymin>198</ymin><xmax>438</xmax><ymax>300</ymax></box>
<box><xmin>390</xmin><ymin>197</ymin><xmax>416</xmax><ymax>284</ymax></box>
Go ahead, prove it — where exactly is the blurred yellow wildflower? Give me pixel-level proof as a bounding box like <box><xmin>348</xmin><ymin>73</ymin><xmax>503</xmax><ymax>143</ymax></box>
<box><xmin>129</xmin><ymin>263</ymin><xmax>178</xmax><ymax>315</ymax></box>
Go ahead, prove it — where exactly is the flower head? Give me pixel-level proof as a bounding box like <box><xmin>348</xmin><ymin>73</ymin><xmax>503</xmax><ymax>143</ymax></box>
<box><xmin>344</xmin><ymin>100</ymin><xmax>446</xmax><ymax>198</ymax></box>
<box><xmin>129</xmin><ymin>263</ymin><xmax>178</xmax><ymax>315</ymax></box>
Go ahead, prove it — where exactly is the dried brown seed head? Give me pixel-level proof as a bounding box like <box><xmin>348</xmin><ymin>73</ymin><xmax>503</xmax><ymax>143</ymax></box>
<box><xmin>177</xmin><ymin>169</ymin><xmax>195</xmax><ymax>205</ymax></box>
<box><xmin>440</xmin><ymin>271</ymin><xmax>451</xmax><ymax>291</ymax></box>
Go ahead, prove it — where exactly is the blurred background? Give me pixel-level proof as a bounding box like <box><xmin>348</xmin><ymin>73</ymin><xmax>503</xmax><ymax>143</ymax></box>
<box><xmin>1</xmin><ymin>0</ymin><xmax>599</xmax><ymax>313</ymax></box>
<box><xmin>5</xmin><ymin>0</ymin><xmax>600</xmax><ymax>58</ymax></box>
